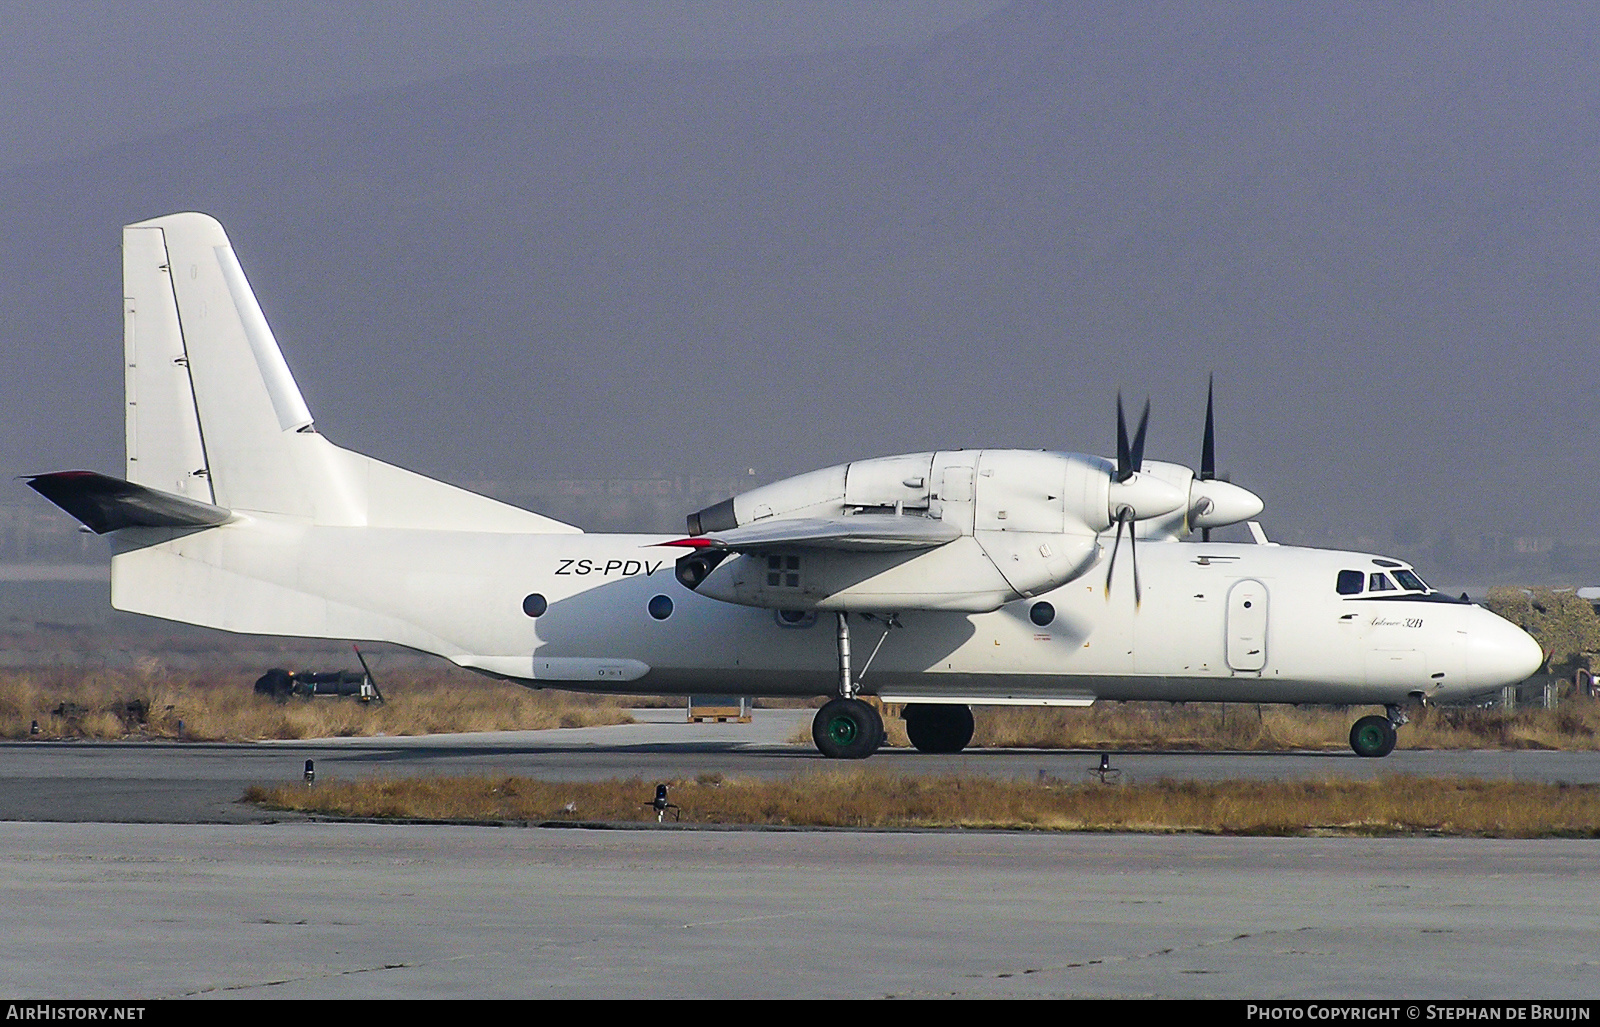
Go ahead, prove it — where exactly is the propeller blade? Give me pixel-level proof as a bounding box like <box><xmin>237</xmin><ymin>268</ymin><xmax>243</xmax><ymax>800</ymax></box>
<box><xmin>1104</xmin><ymin>508</ymin><xmax>1143</xmax><ymax>606</ymax></box>
<box><xmin>1103</xmin><ymin>511</ymin><xmax>1124</xmax><ymax>597</ymax></box>
<box><xmin>1129</xmin><ymin>399</ymin><xmax>1150</xmax><ymax>474</ymax></box>
<box><xmin>1200</xmin><ymin>374</ymin><xmax>1216</xmax><ymax>481</ymax></box>
<box><xmin>1129</xmin><ymin>513</ymin><xmax>1142</xmax><ymax>607</ymax></box>
<box><xmin>1115</xmin><ymin>393</ymin><xmax>1132</xmax><ymax>482</ymax></box>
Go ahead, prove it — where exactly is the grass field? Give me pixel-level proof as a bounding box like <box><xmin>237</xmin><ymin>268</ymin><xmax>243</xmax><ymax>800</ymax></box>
<box><xmin>8</xmin><ymin>659</ymin><xmax>1600</xmax><ymax>752</ymax></box>
<box><xmin>968</xmin><ymin>701</ymin><xmax>1600</xmax><ymax>752</ymax></box>
<box><xmin>0</xmin><ymin>662</ymin><xmax>632</xmax><ymax>741</ymax></box>
<box><xmin>245</xmin><ymin>772</ymin><xmax>1600</xmax><ymax>837</ymax></box>
<box><xmin>785</xmin><ymin>701</ymin><xmax>1600</xmax><ymax>753</ymax></box>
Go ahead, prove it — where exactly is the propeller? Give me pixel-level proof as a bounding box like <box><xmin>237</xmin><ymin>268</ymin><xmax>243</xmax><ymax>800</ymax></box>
<box><xmin>1104</xmin><ymin>393</ymin><xmax>1169</xmax><ymax>607</ymax></box>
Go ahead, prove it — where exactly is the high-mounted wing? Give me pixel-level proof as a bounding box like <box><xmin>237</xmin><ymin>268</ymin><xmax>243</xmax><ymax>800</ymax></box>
<box><xmin>664</xmin><ymin>514</ymin><xmax>962</xmax><ymax>553</ymax></box>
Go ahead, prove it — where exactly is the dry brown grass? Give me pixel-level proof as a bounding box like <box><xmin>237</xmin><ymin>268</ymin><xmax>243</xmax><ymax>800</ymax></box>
<box><xmin>786</xmin><ymin>702</ymin><xmax>1600</xmax><ymax>752</ymax></box>
<box><xmin>0</xmin><ymin>661</ymin><xmax>632</xmax><ymax>741</ymax></box>
<box><xmin>245</xmin><ymin>772</ymin><xmax>1600</xmax><ymax>837</ymax></box>
<box><xmin>969</xmin><ymin>702</ymin><xmax>1600</xmax><ymax>752</ymax></box>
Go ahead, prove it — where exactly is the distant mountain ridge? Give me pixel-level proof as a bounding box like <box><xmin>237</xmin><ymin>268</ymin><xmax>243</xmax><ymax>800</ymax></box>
<box><xmin>5</xmin><ymin>0</ymin><xmax>1597</xmax><ymax>541</ymax></box>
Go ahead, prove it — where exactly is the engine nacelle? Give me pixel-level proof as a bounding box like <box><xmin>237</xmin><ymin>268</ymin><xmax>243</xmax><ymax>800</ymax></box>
<box><xmin>681</xmin><ymin>449</ymin><xmax>1182</xmax><ymax>612</ymax></box>
<box><xmin>689</xmin><ymin>533</ymin><xmax>1101</xmax><ymax>613</ymax></box>
<box><xmin>1135</xmin><ymin>460</ymin><xmax>1265</xmax><ymax>539</ymax></box>
<box><xmin>690</xmin><ymin>449</ymin><xmax>1154</xmax><ymax>539</ymax></box>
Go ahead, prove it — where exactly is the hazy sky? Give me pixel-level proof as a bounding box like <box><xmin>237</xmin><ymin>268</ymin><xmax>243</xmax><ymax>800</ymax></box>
<box><xmin>0</xmin><ymin>1</ymin><xmax>1004</xmax><ymax>170</ymax></box>
<box><xmin>4</xmin><ymin>0</ymin><xmax>1597</xmax><ymax>585</ymax></box>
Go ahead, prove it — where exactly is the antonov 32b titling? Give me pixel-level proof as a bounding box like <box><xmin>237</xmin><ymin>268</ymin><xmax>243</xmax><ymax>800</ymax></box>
<box><xmin>28</xmin><ymin>213</ymin><xmax>1543</xmax><ymax>759</ymax></box>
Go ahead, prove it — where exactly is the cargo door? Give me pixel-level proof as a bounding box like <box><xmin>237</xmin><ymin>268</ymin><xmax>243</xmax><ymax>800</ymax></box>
<box><xmin>1226</xmin><ymin>578</ymin><xmax>1268</xmax><ymax>672</ymax></box>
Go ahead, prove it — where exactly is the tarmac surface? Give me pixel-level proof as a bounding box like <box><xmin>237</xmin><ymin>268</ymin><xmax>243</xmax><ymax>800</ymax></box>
<box><xmin>4</xmin><ymin>710</ymin><xmax>1599</xmax><ymax>999</ymax></box>
<box><xmin>4</xmin><ymin>708</ymin><xmax>1600</xmax><ymax>824</ymax></box>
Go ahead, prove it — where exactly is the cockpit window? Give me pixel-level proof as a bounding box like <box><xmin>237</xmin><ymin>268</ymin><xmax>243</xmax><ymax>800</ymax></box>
<box><xmin>1393</xmin><ymin>569</ymin><xmax>1428</xmax><ymax>592</ymax></box>
<box><xmin>1368</xmin><ymin>572</ymin><xmax>1396</xmax><ymax>592</ymax></box>
<box><xmin>1337</xmin><ymin>570</ymin><xmax>1364</xmax><ymax>595</ymax></box>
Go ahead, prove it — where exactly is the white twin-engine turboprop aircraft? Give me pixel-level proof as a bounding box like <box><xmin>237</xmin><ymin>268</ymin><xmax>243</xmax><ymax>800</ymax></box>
<box><xmin>29</xmin><ymin>213</ymin><xmax>1543</xmax><ymax>760</ymax></box>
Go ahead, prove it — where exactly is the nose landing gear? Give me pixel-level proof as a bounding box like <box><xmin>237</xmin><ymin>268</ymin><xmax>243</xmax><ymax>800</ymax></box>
<box><xmin>1349</xmin><ymin>704</ymin><xmax>1408</xmax><ymax>758</ymax></box>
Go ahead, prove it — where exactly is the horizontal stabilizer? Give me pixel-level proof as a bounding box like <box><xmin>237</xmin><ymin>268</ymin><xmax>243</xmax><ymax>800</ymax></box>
<box><xmin>26</xmin><ymin>471</ymin><xmax>232</xmax><ymax>535</ymax></box>
<box><xmin>668</xmin><ymin>514</ymin><xmax>961</xmax><ymax>553</ymax></box>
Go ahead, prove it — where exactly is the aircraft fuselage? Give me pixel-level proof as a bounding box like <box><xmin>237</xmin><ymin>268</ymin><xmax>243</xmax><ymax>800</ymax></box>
<box><xmin>114</xmin><ymin>523</ymin><xmax>1536</xmax><ymax>708</ymax></box>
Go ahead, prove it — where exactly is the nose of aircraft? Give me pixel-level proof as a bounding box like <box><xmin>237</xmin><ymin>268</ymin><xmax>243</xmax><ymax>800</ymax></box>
<box><xmin>1467</xmin><ymin>618</ymin><xmax>1545</xmax><ymax>691</ymax></box>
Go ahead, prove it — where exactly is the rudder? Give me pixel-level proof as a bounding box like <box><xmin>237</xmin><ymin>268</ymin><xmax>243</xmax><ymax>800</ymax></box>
<box><xmin>121</xmin><ymin>212</ymin><xmax>578</xmax><ymax>533</ymax></box>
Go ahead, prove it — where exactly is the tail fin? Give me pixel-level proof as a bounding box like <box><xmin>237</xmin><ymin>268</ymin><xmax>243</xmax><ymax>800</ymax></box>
<box><xmin>121</xmin><ymin>212</ymin><xmax>578</xmax><ymax>533</ymax></box>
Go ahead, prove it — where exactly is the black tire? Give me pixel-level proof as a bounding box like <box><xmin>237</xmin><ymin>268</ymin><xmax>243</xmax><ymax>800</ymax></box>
<box><xmin>812</xmin><ymin>698</ymin><xmax>884</xmax><ymax>759</ymax></box>
<box><xmin>902</xmin><ymin>703</ymin><xmax>975</xmax><ymax>754</ymax></box>
<box><xmin>1349</xmin><ymin>714</ymin><xmax>1397</xmax><ymax>757</ymax></box>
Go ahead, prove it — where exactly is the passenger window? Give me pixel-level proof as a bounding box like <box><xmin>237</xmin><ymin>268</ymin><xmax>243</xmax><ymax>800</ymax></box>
<box><xmin>1337</xmin><ymin>570</ymin><xmax>1364</xmax><ymax>595</ymax></box>
<box><xmin>1369</xmin><ymin>572</ymin><xmax>1396</xmax><ymax>591</ymax></box>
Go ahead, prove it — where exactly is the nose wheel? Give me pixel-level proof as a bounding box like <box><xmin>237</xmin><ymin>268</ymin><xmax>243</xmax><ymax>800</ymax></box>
<box><xmin>1349</xmin><ymin>713</ymin><xmax>1398</xmax><ymax>758</ymax></box>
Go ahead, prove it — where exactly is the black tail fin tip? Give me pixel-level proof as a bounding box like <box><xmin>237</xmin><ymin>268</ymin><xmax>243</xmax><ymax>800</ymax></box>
<box><xmin>25</xmin><ymin>471</ymin><xmax>231</xmax><ymax>535</ymax></box>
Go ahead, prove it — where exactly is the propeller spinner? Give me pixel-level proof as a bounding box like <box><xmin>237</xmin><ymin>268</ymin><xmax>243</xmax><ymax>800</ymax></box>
<box><xmin>1102</xmin><ymin>395</ymin><xmax>1187</xmax><ymax>606</ymax></box>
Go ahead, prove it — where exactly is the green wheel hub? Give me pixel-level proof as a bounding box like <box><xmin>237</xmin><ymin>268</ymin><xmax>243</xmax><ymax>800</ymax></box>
<box><xmin>1349</xmin><ymin>714</ymin><xmax>1397</xmax><ymax>757</ymax></box>
<box><xmin>812</xmin><ymin>698</ymin><xmax>883</xmax><ymax>759</ymax></box>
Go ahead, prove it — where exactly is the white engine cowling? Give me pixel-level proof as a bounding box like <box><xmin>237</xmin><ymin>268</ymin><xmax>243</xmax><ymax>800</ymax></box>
<box><xmin>681</xmin><ymin>449</ymin><xmax>1185</xmax><ymax>612</ymax></box>
<box><xmin>1134</xmin><ymin>460</ymin><xmax>1265</xmax><ymax>540</ymax></box>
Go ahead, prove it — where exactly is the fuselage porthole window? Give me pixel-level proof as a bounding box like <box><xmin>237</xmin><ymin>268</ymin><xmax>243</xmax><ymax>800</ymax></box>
<box><xmin>1030</xmin><ymin>601</ymin><xmax>1055</xmax><ymax>627</ymax></box>
<box><xmin>648</xmin><ymin>594</ymin><xmax>674</xmax><ymax>620</ymax></box>
<box><xmin>522</xmin><ymin>593</ymin><xmax>548</xmax><ymax>617</ymax></box>
<box><xmin>1337</xmin><ymin>570</ymin><xmax>1363</xmax><ymax>595</ymax></box>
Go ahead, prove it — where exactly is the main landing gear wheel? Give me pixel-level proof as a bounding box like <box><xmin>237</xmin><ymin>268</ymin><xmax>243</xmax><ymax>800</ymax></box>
<box><xmin>1349</xmin><ymin>714</ymin><xmax>1397</xmax><ymax>758</ymax></box>
<box><xmin>812</xmin><ymin>698</ymin><xmax>884</xmax><ymax>759</ymax></box>
<box><xmin>902</xmin><ymin>703</ymin><xmax>975</xmax><ymax>754</ymax></box>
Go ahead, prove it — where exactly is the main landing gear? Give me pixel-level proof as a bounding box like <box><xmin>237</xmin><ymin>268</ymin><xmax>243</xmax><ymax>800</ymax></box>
<box><xmin>1349</xmin><ymin>704</ymin><xmax>1407</xmax><ymax>758</ymax></box>
<box><xmin>811</xmin><ymin>612</ymin><xmax>886</xmax><ymax>759</ymax></box>
<box><xmin>902</xmin><ymin>703</ymin><xmax>975</xmax><ymax>754</ymax></box>
<box><xmin>808</xmin><ymin>612</ymin><xmax>978</xmax><ymax>758</ymax></box>
<box><xmin>812</xmin><ymin>696</ymin><xmax>884</xmax><ymax>760</ymax></box>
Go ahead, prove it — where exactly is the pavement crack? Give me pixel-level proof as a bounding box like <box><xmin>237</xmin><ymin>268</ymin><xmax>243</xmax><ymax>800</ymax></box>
<box><xmin>182</xmin><ymin>954</ymin><xmax>473</xmax><ymax>995</ymax></box>
<box><xmin>973</xmin><ymin>926</ymin><xmax>1310</xmax><ymax>980</ymax></box>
